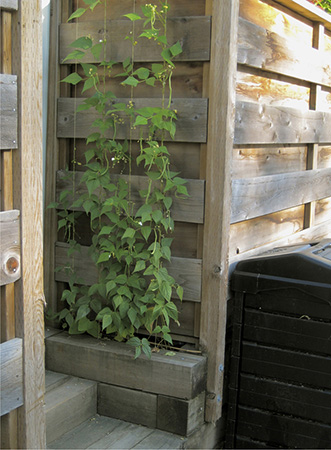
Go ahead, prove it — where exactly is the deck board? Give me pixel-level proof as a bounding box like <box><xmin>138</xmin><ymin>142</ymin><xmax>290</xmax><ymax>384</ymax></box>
<box><xmin>48</xmin><ymin>415</ymin><xmax>185</xmax><ymax>449</ymax></box>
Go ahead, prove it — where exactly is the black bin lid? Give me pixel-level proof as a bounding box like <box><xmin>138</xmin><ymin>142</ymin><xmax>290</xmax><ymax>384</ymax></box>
<box><xmin>231</xmin><ymin>239</ymin><xmax>331</xmax><ymax>302</ymax></box>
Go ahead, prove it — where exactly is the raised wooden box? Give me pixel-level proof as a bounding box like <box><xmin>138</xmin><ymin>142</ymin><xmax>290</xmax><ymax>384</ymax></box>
<box><xmin>45</xmin><ymin>332</ymin><xmax>207</xmax><ymax>436</ymax></box>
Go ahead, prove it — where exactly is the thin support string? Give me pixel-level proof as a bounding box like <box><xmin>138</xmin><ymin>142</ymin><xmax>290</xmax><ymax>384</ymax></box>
<box><xmin>128</xmin><ymin>0</ymin><xmax>136</xmax><ymax>212</ymax></box>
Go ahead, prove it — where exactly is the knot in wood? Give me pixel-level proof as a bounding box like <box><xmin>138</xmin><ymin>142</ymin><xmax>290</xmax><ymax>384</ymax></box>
<box><xmin>6</xmin><ymin>256</ymin><xmax>19</xmax><ymax>274</ymax></box>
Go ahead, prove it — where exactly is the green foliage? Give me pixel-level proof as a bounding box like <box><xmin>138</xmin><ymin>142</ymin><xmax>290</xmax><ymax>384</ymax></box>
<box><xmin>52</xmin><ymin>1</ymin><xmax>187</xmax><ymax>356</ymax></box>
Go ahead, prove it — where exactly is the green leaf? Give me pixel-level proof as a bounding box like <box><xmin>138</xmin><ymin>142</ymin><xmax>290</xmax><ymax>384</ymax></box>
<box><xmin>63</xmin><ymin>50</ymin><xmax>85</xmax><ymax>62</ymax></box>
<box><xmin>134</xmin><ymin>116</ymin><xmax>148</xmax><ymax>126</ymax></box>
<box><xmin>91</xmin><ymin>43</ymin><xmax>103</xmax><ymax>60</ymax></box>
<box><xmin>97</xmin><ymin>252</ymin><xmax>110</xmax><ymax>264</ymax></box>
<box><xmin>134</xmin><ymin>67</ymin><xmax>150</xmax><ymax>80</ymax></box>
<box><xmin>160</xmin><ymin>281</ymin><xmax>172</xmax><ymax>301</ymax></box>
<box><xmin>106</xmin><ymin>280</ymin><xmax>116</xmax><ymax>293</ymax></box>
<box><xmin>169</xmin><ymin>41</ymin><xmax>183</xmax><ymax>57</ymax></box>
<box><xmin>145</xmin><ymin>77</ymin><xmax>156</xmax><ymax>86</ymax></box>
<box><xmin>176</xmin><ymin>285</ymin><xmax>184</xmax><ymax>301</ymax></box>
<box><xmin>82</xmin><ymin>77</ymin><xmax>95</xmax><ymax>93</ymax></box>
<box><xmin>122</xmin><ymin>228</ymin><xmax>135</xmax><ymax>239</ymax></box>
<box><xmin>81</xmin><ymin>63</ymin><xmax>98</xmax><ymax>76</ymax></box>
<box><xmin>76</xmin><ymin>304</ymin><xmax>90</xmax><ymax>321</ymax></box>
<box><xmin>141</xmin><ymin>226</ymin><xmax>152</xmax><ymax>241</ymax></box>
<box><xmin>122</xmin><ymin>76</ymin><xmax>139</xmax><ymax>87</ymax></box>
<box><xmin>152</xmin><ymin>210</ymin><xmax>163</xmax><ymax>224</ymax></box>
<box><xmin>163</xmin><ymin>196</ymin><xmax>172</xmax><ymax>210</ymax></box>
<box><xmin>61</xmin><ymin>72</ymin><xmax>83</xmax><ymax>85</ymax></box>
<box><xmin>127</xmin><ymin>337</ymin><xmax>141</xmax><ymax>348</ymax></box>
<box><xmin>165</xmin><ymin>351</ymin><xmax>176</xmax><ymax>356</ymax></box>
<box><xmin>133</xmin><ymin>260</ymin><xmax>146</xmax><ymax>273</ymax></box>
<box><xmin>86</xmin><ymin>132</ymin><xmax>100</xmax><ymax>144</ymax></box>
<box><xmin>128</xmin><ymin>307</ymin><xmax>137</xmax><ymax>326</ymax></box>
<box><xmin>123</xmin><ymin>13</ymin><xmax>142</xmax><ymax>21</ymax></box>
<box><xmin>102</xmin><ymin>314</ymin><xmax>112</xmax><ymax>330</ymax></box>
<box><xmin>134</xmin><ymin>346</ymin><xmax>142</xmax><ymax>359</ymax></box>
<box><xmin>67</xmin><ymin>8</ymin><xmax>87</xmax><ymax>21</ymax></box>
<box><xmin>70</xmin><ymin>36</ymin><xmax>93</xmax><ymax>50</ymax></box>
<box><xmin>77</xmin><ymin>317</ymin><xmax>92</xmax><ymax>332</ymax></box>
<box><xmin>142</xmin><ymin>338</ymin><xmax>152</xmax><ymax>359</ymax></box>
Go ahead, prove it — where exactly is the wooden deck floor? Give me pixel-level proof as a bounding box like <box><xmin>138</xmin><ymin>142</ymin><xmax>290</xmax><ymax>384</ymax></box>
<box><xmin>48</xmin><ymin>414</ymin><xmax>186</xmax><ymax>449</ymax></box>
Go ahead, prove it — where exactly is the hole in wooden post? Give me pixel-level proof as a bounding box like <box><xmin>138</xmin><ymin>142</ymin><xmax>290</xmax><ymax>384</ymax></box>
<box><xmin>6</xmin><ymin>257</ymin><xmax>19</xmax><ymax>274</ymax></box>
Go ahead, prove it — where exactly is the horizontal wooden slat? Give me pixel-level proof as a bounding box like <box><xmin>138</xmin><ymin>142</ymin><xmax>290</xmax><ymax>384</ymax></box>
<box><xmin>0</xmin><ymin>0</ymin><xmax>18</xmax><ymax>10</ymax></box>
<box><xmin>56</xmin><ymin>170</ymin><xmax>205</xmax><ymax>224</ymax></box>
<box><xmin>55</xmin><ymin>242</ymin><xmax>202</xmax><ymax>302</ymax></box>
<box><xmin>238</xmin><ymin>17</ymin><xmax>331</xmax><ymax>87</ymax></box>
<box><xmin>0</xmin><ymin>210</ymin><xmax>21</xmax><ymax>286</ymax></box>
<box><xmin>60</xmin><ymin>17</ymin><xmax>211</xmax><ymax>64</ymax></box>
<box><xmin>0</xmin><ymin>74</ymin><xmax>18</xmax><ymax>150</ymax></box>
<box><xmin>229</xmin><ymin>220</ymin><xmax>331</xmax><ymax>277</ymax></box>
<box><xmin>274</xmin><ymin>0</ymin><xmax>331</xmax><ymax>32</ymax></box>
<box><xmin>0</xmin><ymin>338</ymin><xmax>23</xmax><ymax>416</ymax></box>
<box><xmin>57</xmin><ymin>97</ymin><xmax>208</xmax><ymax>143</ymax></box>
<box><xmin>234</xmin><ymin>101</ymin><xmax>331</xmax><ymax>145</ymax></box>
<box><xmin>46</xmin><ymin>332</ymin><xmax>207</xmax><ymax>400</ymax></box>
<box><xmin>231</xmin><ymin>167</ymin><xmax>331</xmax><ymax>223</ymax></box>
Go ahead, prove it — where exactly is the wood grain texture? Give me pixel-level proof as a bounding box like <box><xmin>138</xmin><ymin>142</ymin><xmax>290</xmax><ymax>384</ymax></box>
<box><xmin>60</xmin><ymin>17</ymin><xmax>211</xmax><ymax>63</ymax></box>
<box><xmin>238</xmin><ymin>17</ymin><xmax>331</xmax><ymax>88</ymax></box>
<box><xmin>229</xmin><ymin>206</ymin><xmax>304</xmax><ymax>258</ymax></box>
<box><xmin>98</xmin><ymin>383</ymin><xmax>157</xmax><ymax>428</ymax></box>
<box><xmin>55</xmin><ymin>242</ymin><xmax>202</xmax><ymax>303</ymax></box>
<box><xmin>234</xmin><ymin>101</ymin><xmax>331</xmax><ymax>145</ymax></box>
<box><xmin>240</xmin><ymin>0</ymin><xmax>313</xmax><ymax>46</ymax></box>
<box><xmin>11</xmin><ymin>1</ymin><xmax>46</xmax><ymax>447</ymax></box>
<box><xmin>57</xmin><ymin>97</ymin><xmax>208</xmax><ymax>143</ymax></box>
<box><xmin>231</xmin><ymin>167</ymin><xmax>331</xmax><ymax>223</ymax></box>
<box><xmin>236</xmin><ymin>69</ymin><xmax>310</xmax><ymax>111</ymax></box>
<box><xmin>157</xmin><ymin>392</ymin><xmax>205</xmax><ymax>436</ymax></box>
<box><xmin>199</xmin><ymin>0</ymin><xmax>239</xmax><ymax>423</ymax></box>
<box><xmin>229</xmin><ymin>220</ymin><xmax>331</xmax><ymax>270</ymax></box>
<box><xmin>45</xmin><ymin>377</ymin><xmax>97</xmax><ymax>444</ymax></box>
<box><xmin>44</xmin><ymin>0</ymin><xmax>73</xmax><ymax>322</ymax></box>
<box><xmin>0</xmin><ymin>74</ymin><xmax>17</xmax><ymax>149</ymax></box>
<box><xmin>0</xmin><ymin>210</ymin><xmax>20</xmax><ymax>285</ymax></box>
<box><xmin>0</xmin><ymin>0</ymin><xmax>18</xmax><ymax>10</ymax></box>
<box><xmin>274</xmin><ymin>0</ymin><xmax>331</xmax><ymax>31</ymax></box>
<box><xmin>56</xmin><ymin>170</ymin><xmax>205</xmax><ymax>225</ymax></box>
<box><xmin>0</xmin><ymin>338</ymin><xmax>23</xmax><ymax>416</ymax></box>
<box><xmin>45</xmin><ymin>332</ymin><xmax>207</xmax><ymax>400</ymax></box>
<box><xmin>232</xmin><ymin>145</ymin><xmax>307</xmax><ymax>179</ymax></box>
<box><xmin>72</xmin><ymin>0</ymin><xmax>206</xmax><ymax>20</ymax></box>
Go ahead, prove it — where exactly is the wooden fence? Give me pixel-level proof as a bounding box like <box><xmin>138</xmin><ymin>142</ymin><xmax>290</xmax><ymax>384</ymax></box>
<box><xmin>45</xmin><ymin>0</ymin><xmax>331</xmax><ymax>424</ymax></box>
<box><xmin>0</xmin><ymin>0</ymin><xmax>45</xmax><ymax>447</ymax></box>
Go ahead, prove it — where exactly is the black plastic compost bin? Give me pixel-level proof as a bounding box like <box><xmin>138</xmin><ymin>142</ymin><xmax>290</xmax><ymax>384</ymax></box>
<box><xmin>225</xmin><ymin>239</ymin><xmax>331</xmax><ymax>449</ymax></box>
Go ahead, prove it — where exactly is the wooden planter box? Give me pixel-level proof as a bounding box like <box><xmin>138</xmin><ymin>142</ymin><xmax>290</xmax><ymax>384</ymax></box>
<box><xmin>45</xmin><ymin>331</ymin><xmax>207</xmax><ymax>436</ymax></box>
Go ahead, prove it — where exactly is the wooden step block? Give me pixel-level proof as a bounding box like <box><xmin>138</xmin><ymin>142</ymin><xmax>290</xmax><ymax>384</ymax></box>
<box><xmin>98</xmin><ymin>383</ymin><xmax>157</xmax><ymax>428</ymax></box>
<box><xmin>45</xmin><ymin>370</ymin><xmax>70</xmax><ymax>392</ymax></box>
<box><xmin>46</xmin><ymin>332</ymin><xmax>207</xmax><ymax>400</ymax></box>
<box><xmin>45</xmin><ymin>375</ymin><xmax>97</xmax><ymax>444</ymax></box>
<box><xmin>157</xmin><ymin>392</ymin><xmax>205</xmax><ymax>436</ymax></box>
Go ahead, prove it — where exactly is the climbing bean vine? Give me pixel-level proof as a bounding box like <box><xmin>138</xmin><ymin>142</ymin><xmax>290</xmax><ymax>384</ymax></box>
<box><xmin>50</xmin><ymin>0</ymin><xmax>188</xmax><ymax>358</ymax></box>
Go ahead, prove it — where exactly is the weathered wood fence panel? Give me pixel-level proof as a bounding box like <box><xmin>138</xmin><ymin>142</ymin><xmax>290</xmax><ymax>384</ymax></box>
<box><xmin>229</xmin><ymin>0</ymin><xmax>331</xmax><ymax>263</ymax></box>
<box><xmin>234</xmin><ymin>101</ymin><xmax>331</xmax><ymax>145</ymax></box>
<box><xmin>56</xmin><ymin>170</ymin><xmax>205</xmax><ymax>224</ymax></box>
<box><xmin>55</xmin><ymin>242</ymin><xmax>202</xmax><ymax>303</ymax></box>
<box><xmin>60</xmin><ymin>17</ymin><xmax>211</xmax><ymax>64</ymax></box>
<box><xmin>57</xmin><ymin>97</ymin><xmax>208</xmax><ymax>143</ymax></box>
<box><xmin>0</xmin><ymin>338</ymin><xmax>23</xmax><ymax>416</ymax></box>
<box><xmin>0</xmin><ymin>210</ymin><xmax>21</xmax><ymax>285</ymax></box>
<box><xmin>0</xmin><ymin>74</ymin><xmax>17</xmax><ymax>150</ymax></box>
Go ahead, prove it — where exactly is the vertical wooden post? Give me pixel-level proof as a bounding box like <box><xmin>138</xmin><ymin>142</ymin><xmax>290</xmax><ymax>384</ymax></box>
<box><xmin>200</xmin><ymin>0</ymin><xmax>239</xmax><ymax>423</ymax></box>
<box><xmin>305</xmin><ymin>22</ymin><xmax>324</xmax><ymax>229</ymax></box>
<box><xmin>11</xmin><ymin>1</ymin><xmax>46</xmax><ymax>447</ymax></box>
<box><xmin>0</xmin><ymin>10</ymin><xmax>18</xmax><ymax>449</ymax></box>
<box><xmin>44</xmin><ymin>0</ymin><xmax>72</xmax><ymax>318</ymax></box>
